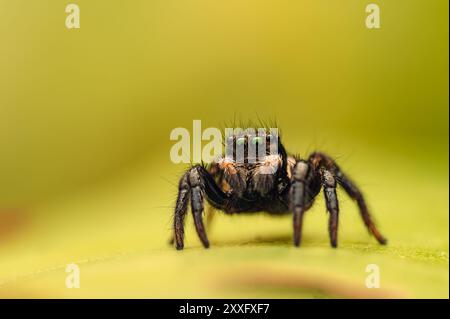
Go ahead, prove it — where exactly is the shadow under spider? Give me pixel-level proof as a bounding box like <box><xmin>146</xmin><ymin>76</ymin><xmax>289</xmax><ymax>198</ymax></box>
<box><xmin>210</xmin><ymin>234</ymin><xmax>320</xmax><ymax>248</ymax></box>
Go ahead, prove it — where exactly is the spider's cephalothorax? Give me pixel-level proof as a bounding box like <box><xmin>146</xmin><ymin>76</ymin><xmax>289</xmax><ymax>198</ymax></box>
<box><xmin>172</xmin><ymin>128</ymin><xmax>387</xmax><ymax>249</ymax></box>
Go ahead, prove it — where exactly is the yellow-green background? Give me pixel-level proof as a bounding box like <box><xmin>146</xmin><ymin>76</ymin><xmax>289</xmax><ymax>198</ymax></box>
<box><xmin>0</xmin><ymin>0</ymin><xmax>448</xmax><ymax>298</ymax></box>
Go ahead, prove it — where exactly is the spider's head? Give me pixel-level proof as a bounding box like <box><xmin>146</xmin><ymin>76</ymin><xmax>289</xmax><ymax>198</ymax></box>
<box><xmin>224</xmin><ymin>128</ymin><xmax>285</xmax><ymax>165</ymax></box>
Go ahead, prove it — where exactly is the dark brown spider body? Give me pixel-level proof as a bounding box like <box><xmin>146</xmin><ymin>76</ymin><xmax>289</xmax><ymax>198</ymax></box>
<box><xmin>172</xmin><ymin>128</ymin><xmax>387</xmax><ymax>250</ymax></box>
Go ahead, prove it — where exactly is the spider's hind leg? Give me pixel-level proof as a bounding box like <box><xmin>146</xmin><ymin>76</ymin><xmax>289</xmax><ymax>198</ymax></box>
<box><xmin>309</xmin><ymin>152</ymin><xmax>387</xmax><ymax>245</ymax></box>
<box><xmin>338</xmin><ymin>172</ymin><xmax>387</xmax><ymax>245</ymax></box>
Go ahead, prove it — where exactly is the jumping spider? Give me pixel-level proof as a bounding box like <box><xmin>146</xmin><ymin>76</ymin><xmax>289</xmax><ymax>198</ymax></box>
<box><xmin>172</xmin><ymin>128</ymin><xmax>387</xmax><ymax>250</ymax></box>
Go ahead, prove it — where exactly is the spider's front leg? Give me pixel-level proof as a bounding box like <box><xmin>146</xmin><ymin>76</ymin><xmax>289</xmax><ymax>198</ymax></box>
<box><xmin>290</xmin><ymin>161</ymin><xmax>316</xmax><ymax>247</ymax></box>
<box><xmin>173</xmin><ymin>165</ymin><xmax>228</xmax><ymax>250</ymax></box>
<box><xmin>290</xmin><ymin>160</ymin><xmax>341</xmax><ymax>247</ymax></box>
<box><xmin>320</xmin><ymin>169</ymin><xmax>340</xmax><ymax>248</ymax></box>
<box><xmin>173</xmin><ymin>173</ymin><xmax>190</xmax><ymax>250</ymax></box>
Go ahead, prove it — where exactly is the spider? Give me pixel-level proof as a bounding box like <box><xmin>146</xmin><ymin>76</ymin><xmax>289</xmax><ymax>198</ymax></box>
<box><xmin>172</xmin><ymin>128</ymin><xmax>387</xmax><ymax>250</ymax></box>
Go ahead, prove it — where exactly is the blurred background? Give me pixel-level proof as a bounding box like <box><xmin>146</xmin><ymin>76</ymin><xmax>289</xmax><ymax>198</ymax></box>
<box><xmin>0</xmin><ymin>0</ymin><xmax>448</xmax><ymax>298</ymax></box>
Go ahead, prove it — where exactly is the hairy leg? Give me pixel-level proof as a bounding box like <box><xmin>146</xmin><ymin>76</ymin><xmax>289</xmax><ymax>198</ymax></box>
<box><xmin>290</xmin><ymin>161</ymin><xmax>316</xmax><ymax>246</ymax></box>
<box><xmin>320</xmin><ymin>169</ymin><xmax>340</xmax><ymax>247</ymax></box>
<box><xmin>173</xmin><ymin>174</ymin><xmax>190</xmax><ymax>250</ymax></box>
<box><xmin>169</xmin><ymin>205</ymin><xmax>215</xmax><ymax>246</ymax></box>
<box><xmin>189</xmin><ymin>167</ymin><xmax>209</xmax><ymax>248</ymax></box>
<box><xmin>170</xmin><ymin>165</ymin><xmax>221</xmax><ymax>247</ymax></box>
<box><xmin>173</xmin><ymin>165</ymin><xmax>229</xmax><ymax>250</ymax></box>
<box><xmin>309</xmin><ymin>152</ymin><xmax>387</xmax><ymax>244</ymax></box>
<box><xmin>339</xmin><ymin>175</ymin><xmax>387</xmax><ymax>244</ymax></box>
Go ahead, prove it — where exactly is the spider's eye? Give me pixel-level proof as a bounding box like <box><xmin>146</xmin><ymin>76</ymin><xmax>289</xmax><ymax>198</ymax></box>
<box><xmin>236</xmin><ymin>137</ymin><xmax>245</xmax><ymax>146</ymax></box>
<box><xmin>251</xmin><ymin>136</ymin><xmax>263</xmax><ymax>145</ymax></box>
